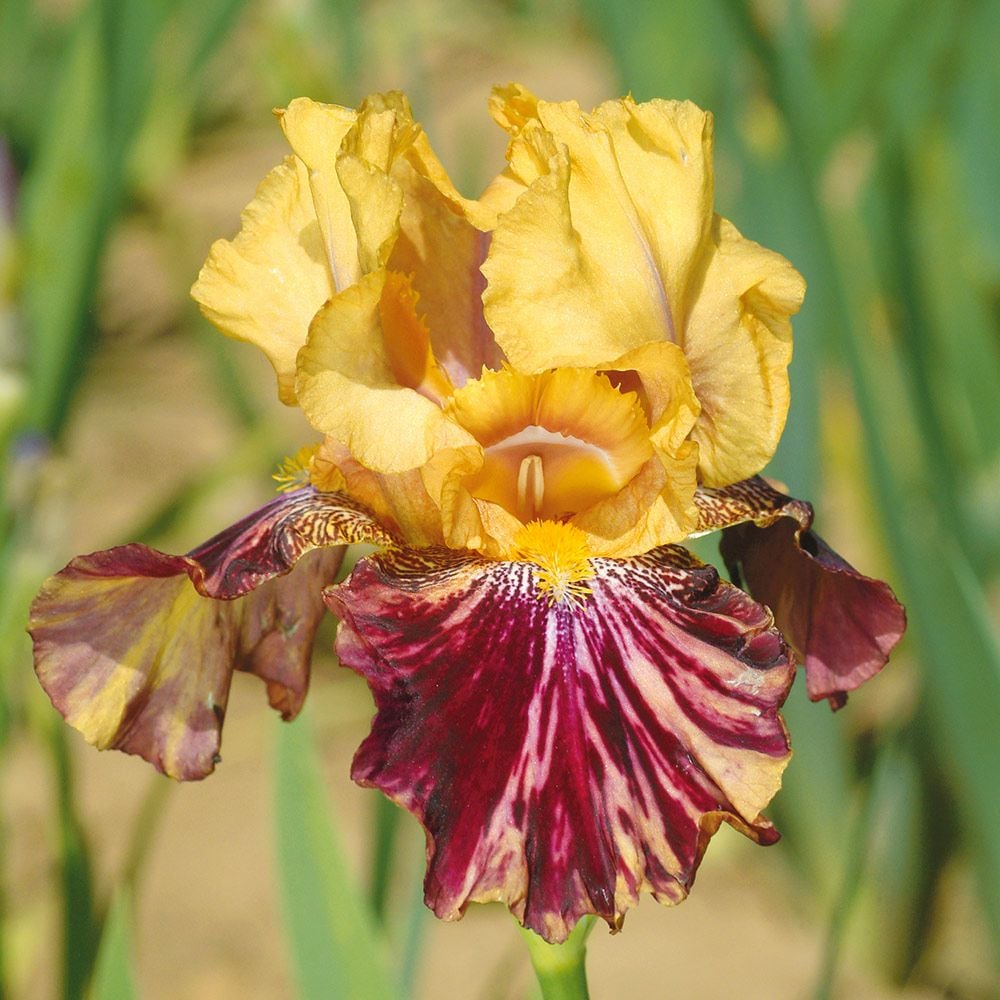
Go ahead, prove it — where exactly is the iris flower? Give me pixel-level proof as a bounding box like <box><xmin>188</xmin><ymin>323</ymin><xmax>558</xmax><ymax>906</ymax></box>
<box><xmin>29</xmin><ymin>87</ymin><xmax>905</xmax><ymax>943</ymax></box>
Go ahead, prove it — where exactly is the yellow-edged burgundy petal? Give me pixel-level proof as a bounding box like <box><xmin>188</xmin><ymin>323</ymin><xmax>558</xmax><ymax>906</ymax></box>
<box><xmin>191</xmin><ymin>157</ymin><xmax>334</xmax><ymax>404</ymax></box>
<box><xmin>697</xmin><ymin>476</ymin><xmax>906</xmax><ymax>707</ymax></box>
<box><xmin>29</xmin><ymin>489</ymin><xmax>390</xmax><ymax>780</ymax></box>
<box><xmin>328</xmin><ymin>543</ymin><xmax>794</xmax><ymax>943</ymax></box>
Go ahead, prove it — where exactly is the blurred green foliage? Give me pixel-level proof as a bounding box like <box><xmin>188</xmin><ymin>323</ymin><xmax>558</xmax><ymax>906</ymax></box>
<box><xmin>1</xmin><ymin>0</ymin><xmax>997</xmax><ymax>997</ymax></box>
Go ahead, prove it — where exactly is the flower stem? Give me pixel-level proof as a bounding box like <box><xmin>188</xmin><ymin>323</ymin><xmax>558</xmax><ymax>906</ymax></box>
<box><xmin>519</xmin><ymin>916</ymin><xmax>596</xmax><ymax>1000</ymax></box>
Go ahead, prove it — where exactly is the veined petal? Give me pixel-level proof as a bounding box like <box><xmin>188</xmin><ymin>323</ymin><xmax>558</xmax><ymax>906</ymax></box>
<box><xmin>328</xmin><ymin>544</ymin><xmax>794</xmax><ymax>943</ymax></box>
<box><xmin>312</xmin><ymin>437</ymin><xmax>449</xmax><ymax>547</ymax></box>
<box><xmin>697</xmin><ymin>477</ymin><xmax>906</xmax><ymax>707</ymax></box>
<box><xmin>191</xmin><ymin>156</ymin><xmax>334</xmax><ymax>404</ymax></box>
<box><xmin>682</xmin><ymin>219</ymin><xmax>806</xmax><ymax>485</ymax></box>
<box><xmin>29</xmin><ymin>489</ymin><xmax>390</xmax><ymax>780</ymax></box>
<box><xmin>482</xmin><ymin>86</ymin><xmax>714</xmax><ymax>372</ymax></box>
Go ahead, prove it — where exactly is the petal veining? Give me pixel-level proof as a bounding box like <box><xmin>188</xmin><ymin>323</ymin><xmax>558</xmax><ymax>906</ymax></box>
<box><xmin>327</xmin><ymin>544</ymin><xmax>794</xmax><ymax>942</ymax></box>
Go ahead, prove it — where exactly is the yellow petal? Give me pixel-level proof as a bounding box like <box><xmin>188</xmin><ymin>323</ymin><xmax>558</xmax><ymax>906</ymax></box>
<box><xmin>570</xmin><ymin>441</ymin><xmax>700</xmax><ymax>556</ymax></box>
<box><xmin>191</xmin><ymin>156</ymin><xmax>334</xmax><ymax>404</ymax></box>
<box><xmin>483</xmin><ymin>90</ymin><xmax>714</xmax><ymax>372</ymax></box>
<box><xmin>334</xmin><ymin>95</ymin><xmax>418</xmax><ymax>274</ymax></box>
<box><xmin>296</xmin><ymin>270</ymin><xmax>477</xmax><ymax>473</ymax></box>
<box><xmin>682</xmin><ymin>218</ymin><xmax>806</xmax><ymax>485</ymax></box>
<box><xmin>277</xmin><ymin>98</ymin><xmax>361</xmax><ymax>292</ymax></box>
<box><xmin>600</xmin><ymin>340</ymin><xmax>701</xmax><ymax>450</ymax></box>
<box><xmin>387</xmin><ymin>166</ymin><xmax>503</xmax><ymax>387</ymax></box>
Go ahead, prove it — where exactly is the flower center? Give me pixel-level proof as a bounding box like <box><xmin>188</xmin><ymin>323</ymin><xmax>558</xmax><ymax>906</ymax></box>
<box><xmin>472</xmin><ymin>425</ymin><xmax>631</xmax><ymax>521</ymax></box>
<box><xmin>446</xmin><ymin>367</ymin><xmax>654</xmax><ymax>523</ymax></box>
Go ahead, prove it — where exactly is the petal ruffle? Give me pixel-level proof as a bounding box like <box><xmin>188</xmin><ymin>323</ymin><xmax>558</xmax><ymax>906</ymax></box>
<box><xmin>482</xmin><ymin>87</ymin><xmax>714</xmax><ymax>371</ymax></box>
<box><xmin>276</xmin><ymin>97</ymin><xmax>361</xmax><ymax>292</ymax></box>
<box><xmin>682</xmin><ymin>219</ymin><xmax>805</xmax><ymax>485</ymax></box>
<box><xmin>327</xmin><ymin>544</ymin><xmax>794</xmax><ymax>942</ymax></box>
<box><xmin>29</xmin><ymin>489</ymin><xmax>390</xmax><ymax>780</ymax></box>
<box><xmin>697</xmin><ymin>477</ymin><xmax>906</xmax><ymax>707</ymax></box>
<box><xmin>296</xmin><ymin>270</ymin><xmax>479</xmax><ymax>473</ymax></box>
<box><xmin>387</xmin><ymin>173</ymin><xmax>502</xmax><ymax>387</ymax></box>
<box><xmin>481</xmin><ymin>86</ymin><xmax>805</xmax><ymax>485</ymax></box>
<box><xmin>191</xmin><ymin>156</ymin><xmax>335</xmax><ymax>404</ymax></box>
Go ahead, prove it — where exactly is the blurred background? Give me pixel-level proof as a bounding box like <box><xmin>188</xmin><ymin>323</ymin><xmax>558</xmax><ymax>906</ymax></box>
<box><xmin>1</xmin><ymin>0</ymin><xmax>998</xmax><ymax>997</ymax></box>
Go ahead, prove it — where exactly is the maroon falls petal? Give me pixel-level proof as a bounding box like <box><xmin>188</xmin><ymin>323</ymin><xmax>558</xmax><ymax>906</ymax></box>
<box><xmin>700</xmin><ymin>476</ymin><xmax>907</xmax><ymax>708</ymax></box>
<box><xmin>29</xmin><ymin>488</ymin><xmax>390</xmax><ymax>780</ymax></box>
<box><xmin>326</xmin><ymin>544</ymin><xmax>795</xmax><ymax>943</ymax></box>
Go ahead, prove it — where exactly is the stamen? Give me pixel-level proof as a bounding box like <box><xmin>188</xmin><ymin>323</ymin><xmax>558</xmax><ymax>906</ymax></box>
<box><xmin>517</xmin><ymin>454</ymin><xmax>545</xmax><ymax>520</ymax></box>
<box><xmin>273</xmin><ymin>445</ymin><xmax>319</xmax><ymax>492</ymax></box>
<box><xmin>512</xmin><ymin>520</ymin><xmax>594</xmax><ymax>607</ymax></box>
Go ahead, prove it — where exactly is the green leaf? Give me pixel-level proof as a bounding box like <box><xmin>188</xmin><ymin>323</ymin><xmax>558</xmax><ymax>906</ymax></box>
<box><xmin>19</xmin><ymin>6</ymin><xmax>107</xmax><ymax>437</ymax></box>
<box><xmin>51</xmin><ymin>721</ymin><xmax>100</xmax><ymax>1000</ymax></box>
<box><xmin>273</xmin><ymin>713</ymin><xmax>396</xmax><ymax>1000</ymax></box>
<box><xmin>88</xmin><ymin>890</ymin><xmax>137</xmax><ymax>1000</ymax></box>
<box><xmin>580</xmin><ymin>0</ymin><xmax>735</xmax><ymax>107</ymax></box>
<box><xmin>368</xmin><ymin>792</ymin><xmax>402</xmax><ymax>926</ymax></box>
<box><xmin>952</xmin><ymin>0</ymin><xmax>1000</xmax><ymax>275</ymax></box>
<box><xmin>850</xmin><ymin>734</ymin><xmax>944</xmax><ymax>983</ymax></box>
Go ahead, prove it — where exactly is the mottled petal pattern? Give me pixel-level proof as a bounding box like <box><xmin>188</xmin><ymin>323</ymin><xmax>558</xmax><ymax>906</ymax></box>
<box><xmin>327</xmin><ymin>545</ymin><xmax>794</xmax><ymax>942</ymax></box>
<box><xmin>29</xmin><ymin>489</ymin><xmax>390</xmax><ymax>779</ymax></box>
<box><xmin>698</xmin><ymin>477</ymin><xmax>906</xmax><ymax>706</ymax></box>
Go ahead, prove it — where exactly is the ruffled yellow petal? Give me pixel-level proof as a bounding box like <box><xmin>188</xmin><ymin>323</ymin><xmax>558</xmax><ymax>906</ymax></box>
<box><xmin>377</xmin><ymin>272</ymin><xmax>453</xmax><ymax>403</ymax></box>
<box><xmin>334</xmin><ymin>93</ymin><xmax>420</xmax><ymax>274</ymax></box>
<box><xmin>191</xmin><ymin>156</ymin><xmax>334</xmax><ymax>404</ymax></box>
<box><xmin>682</xmin><ymin>218</ymin><xmax>806</xmax><ymax>485</ymax></box>
<box><xmin>600</xmin><ymin>340</ymin><xmax>701</xmax><ymax>449</ymax></box>
<box><xmin>277</xmin><ymin>98</ymin><xmax>360</xmax><ymax>292</ymax></box>
<box><xmin>482</xmin><ymin>86</ymin><xmax>714</xmax><ymax>372</ymax></box>
<box><xmin>387</xmin><ymin>166</ymin><xmax>502</xmax><ymax>387</ymax></box>
<box><xmin>427</xmin><ymin>364</ymin><xmax>699</xmax><ymax>557</ymax></box>
<box><xmin>296</xmin><ymin>270</ymin><xmax>477</xmax><ymax>473</ymax></box>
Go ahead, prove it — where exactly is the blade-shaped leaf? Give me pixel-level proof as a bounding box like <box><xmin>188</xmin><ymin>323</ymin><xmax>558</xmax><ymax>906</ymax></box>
<box><xmin>273</xmin><ymin>712</ymin><xmax>395</xmax><ymax>1000</ymax></box>
<box><xmin>88</xmin><ymin>889</ymin><xmax>137</xmax><ymax>1000</ymax></box>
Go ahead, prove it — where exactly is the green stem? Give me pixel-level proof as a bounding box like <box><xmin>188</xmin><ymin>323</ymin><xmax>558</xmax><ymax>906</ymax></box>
<box><xmin>519</xmin><ymin>916</ymin><xmax>595</xmax><ymax>1000</ymax></box>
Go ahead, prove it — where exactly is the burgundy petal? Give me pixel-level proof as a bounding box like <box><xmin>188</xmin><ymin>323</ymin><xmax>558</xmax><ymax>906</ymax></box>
<box><xmin>700</xmin><ymin>476</ymin><xmax>906</xmax><ymax>707</ymax></box>
<box><xmin>29</xmin><ymin>488</ymin><xmax>389</xmax><ymax>779</ymax></box>
<box><xmin>326</xmin><ymin>544</ymin><xmax>794</xmax><ymax>943</ymax></box>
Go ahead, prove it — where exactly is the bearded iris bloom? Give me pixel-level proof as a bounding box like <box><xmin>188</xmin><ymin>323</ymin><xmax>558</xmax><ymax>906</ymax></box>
<box><xmin>29</xmin><ymin>87</ymin><xmax>905</xmax><ymax>943</ymax></box>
